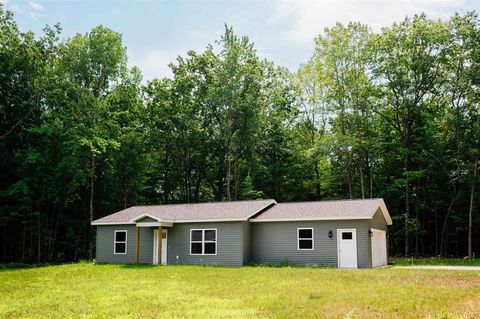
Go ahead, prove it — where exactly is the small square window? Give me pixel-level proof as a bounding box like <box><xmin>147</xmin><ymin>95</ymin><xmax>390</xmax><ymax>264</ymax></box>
<box><xmin>204</xmin><ymin>230</ymin><xmax>216</xmax><ymax>241</ymax></box>
<box><xmin>191</xmin><ymin>243</ymin><xmax>202</xmax><ymax>254</ymax></box>
<box><xmin>191</xmin><ymin>230</ymin><xmax>202</xmax><ymax>241</ymax></box>
<box><xmin>299</xmin><ymin>229</ymin><xmax>312</xmax><ymax>239</ymax></box>
<box><xmin>297</xmin><ymin>228</ymin><xmax>314</xmax><ymax>250</ymax></box>
<box><xmin>204</xmin><ymin>243</ymin><xmax>216</xmax><ymax>254</ymax></box>
<box><xmin>190</xmin><ymin>229</ymin><xmax>217</xmax><ymax>255</ymax></box>
<box><xmin>115</xmin><ymin>231</ymin><xmax>126</xmax><ymax>242</ymax></box>
<box><xmin>299</xmin><ymin>240</ymin><xmax>313</xmax><ymax>249</ymax></box>
<box><xmin>115</xmin><ymin>243</ymin><xmax>126</xmax><ymax>254</ymax></box>
<box><xmin>342</xmin><ymin>232</ymin><xmax>353</xmax><ymax>240</ymax></box>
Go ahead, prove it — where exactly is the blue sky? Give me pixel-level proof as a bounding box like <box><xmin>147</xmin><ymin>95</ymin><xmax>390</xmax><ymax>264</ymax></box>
<box><xmin>2</xmin><ymin>0</ymin><xmax>478</xmax><ymax>81</ymax></box>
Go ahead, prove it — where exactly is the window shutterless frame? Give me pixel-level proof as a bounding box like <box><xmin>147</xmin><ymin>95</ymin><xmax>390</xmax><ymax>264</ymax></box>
<box><xmin>297</xmin><ymin>227</ymin><xmax>314</xmax><ymax>250</ymax></box>
<box><xmin>190</xmin><ymin>229</ymin><xmax>217</xmax><ymax>255</ymax></box>
<box><xmin>114</xmin><ymin>230</ymin><xmax>128</xmax><ymax>254</ymax></box>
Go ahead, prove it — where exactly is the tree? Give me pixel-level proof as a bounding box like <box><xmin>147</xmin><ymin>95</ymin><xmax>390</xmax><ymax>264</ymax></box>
<box><xmin>57</xmin><ymin>26</ymin><xmax>127</xmax><ymax>256</ymax></box>
<box><xmin>369</xmin><ymin>15</ymin><xmax>449</xmax><ymax>255</ymax></box>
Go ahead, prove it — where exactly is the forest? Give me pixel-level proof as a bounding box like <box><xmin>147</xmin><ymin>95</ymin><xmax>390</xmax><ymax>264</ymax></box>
<box><xmin>0</xmin><ymin>5</ymin><xmax>478</xmax><ymax>263</ymax></box>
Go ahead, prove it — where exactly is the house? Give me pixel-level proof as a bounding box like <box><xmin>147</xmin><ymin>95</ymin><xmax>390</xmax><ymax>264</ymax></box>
<box><xmin>91</xmin><ymin>198</ymin><xmax>392</xmax><ymax>268</ymax></box>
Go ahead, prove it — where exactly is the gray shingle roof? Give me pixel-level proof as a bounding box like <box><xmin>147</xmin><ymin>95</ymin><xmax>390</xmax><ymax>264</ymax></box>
<box><xmin>91</xmin><ymin>199</ymin><xmax>276</xmax><ymax>224</ymax></box>
<box><xmin>250</xmin><ymin>198</ymin><xmax>392</xmax><ymax>224</ymax></box>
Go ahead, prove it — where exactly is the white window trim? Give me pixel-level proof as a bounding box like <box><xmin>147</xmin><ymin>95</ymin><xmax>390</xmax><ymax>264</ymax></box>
<box><xmin>297</xmin><ymin>227</ymin><xmax>314</xmax><ymax>251</ymax></box>
<box><xmin>114</xmin><ymin>230</ymin><xmax>128</xmax><ymax>255</ymax></box>
<box><xmin>190</xmin><ymin>228</ymin><xmax>217</xmax><ymax>256</ymax></box>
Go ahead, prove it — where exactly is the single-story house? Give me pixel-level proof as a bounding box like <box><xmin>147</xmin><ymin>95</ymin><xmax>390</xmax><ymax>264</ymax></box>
<box><xmin>91</xmin><ymin>198</ymin><xmax>392</xmax><ymax>268</ymax></box>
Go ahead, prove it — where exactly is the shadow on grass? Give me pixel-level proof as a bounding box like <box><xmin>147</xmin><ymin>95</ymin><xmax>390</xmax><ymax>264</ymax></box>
<box><xmin>119</xmin><ymin>263</ymin><xmax>158</xmax><ymax>269</ymax></box>
<box><xmin>0</xmin><ymin>260</ymin><xmax>97</xmax><ymax>271</ymax></box>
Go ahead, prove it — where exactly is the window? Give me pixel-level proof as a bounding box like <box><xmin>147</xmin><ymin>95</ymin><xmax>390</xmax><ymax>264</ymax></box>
<box><xmin>297</xmin><ymin>228</ymin><xmax>314</xmax><ymax>250</ymax></box>
<box><xmin>342</xmin><ymin>232</ymin><xmax>353</xmax><ymax>240</ymax></box>
<box><xmin>114</xmin><ymin>230</ymin><xmax>127</xmax><ymax>254</ymax></box>
<box><xmin>190</xmin><ymin>229</ymin><xmax>217</xmax><ymax>255</ymax></box>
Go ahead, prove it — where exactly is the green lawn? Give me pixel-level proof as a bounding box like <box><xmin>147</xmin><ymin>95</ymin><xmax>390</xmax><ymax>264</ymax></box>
<box><xmin>0</xmin><ymin>263</ymin><xmax>479</xmax><ymax>318</ymax></box>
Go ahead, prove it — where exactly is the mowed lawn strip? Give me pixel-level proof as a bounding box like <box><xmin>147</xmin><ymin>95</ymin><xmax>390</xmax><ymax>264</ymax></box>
<box><xmin>0</xmin><ymin>263</ymin><xmax>479</xmax><ymax>319</ymax></box>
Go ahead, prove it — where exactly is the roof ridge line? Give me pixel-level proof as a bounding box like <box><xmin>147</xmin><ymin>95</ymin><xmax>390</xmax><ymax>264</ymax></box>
<box><xmin>128</xmin><ymin>198</ymin><xmax>275</xmax><ymax>208</ymax></box>
<box><xmin>277</xmin><ymin>198</ymin><xmax>383</xmax><ymax>204</ymax></box>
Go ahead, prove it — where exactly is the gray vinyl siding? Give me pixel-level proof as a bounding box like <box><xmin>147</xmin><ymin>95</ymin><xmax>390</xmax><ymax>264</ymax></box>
<box><xmin>368</xmin><ymin>209</ymin><xmax>389</xmax><ymax>266</ymax></box>
<box><xmin>95</xmin><ymin>225</ymin><xmax>154</xmax><ymax>264</ymax></box>
<box><xmin>369</xmin><ymin>209</ymin><xmax>388</xmax><ymax>231</ymax></box>
<box><xmin>167</xmin><ymin>221</ymin><xmax>247</xmax><ymax>266</ymax></box>
<box><xmin>250</xmin><ymin>220</ymin><xmax>371</xmax><ymax>268</ymax></box>
<box><xmin>243</xmin><ymin>222</ymin><xmax>251</xmax><ymax>263</ymax></box>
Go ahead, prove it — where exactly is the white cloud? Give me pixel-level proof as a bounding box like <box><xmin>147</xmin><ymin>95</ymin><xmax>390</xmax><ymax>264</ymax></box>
<box><xmin>274</xmin><ymin>0</ymin><xmax>468</xmax><ymax>44</ymax></box>
<box><xmin>3</xmin><ymin>0</ymin><xmax>44</xmax><ymax>19</ymax></box>
<box><xmin>28</xmin><ymin>0</ymin><xmax>43</xmax><ymax>11</ymax></box>
<box><xmin>128</xmin><ymin>30</ymin><xmax>220</xmax><ymax>82</ymax></box>
<box><xmin>129</xmin><ymin>50</ymin><xmax>177</xmax><ymax>82</ymax></box>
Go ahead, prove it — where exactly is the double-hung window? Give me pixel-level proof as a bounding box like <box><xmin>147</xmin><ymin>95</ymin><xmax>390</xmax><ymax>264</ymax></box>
<box><xmin>190</xmin><ymin>229</ymin><xmax>217</xmax><ymax>255</ymax></box>
<box><xmin>297</xmin><ymin>228</ymin><xmax>314</xmax><ymax>250</ymax></box>
<box><xmin>114</xmin><ymin>230</ymin><xmax>127</xmax><ymax>254</ymax></box>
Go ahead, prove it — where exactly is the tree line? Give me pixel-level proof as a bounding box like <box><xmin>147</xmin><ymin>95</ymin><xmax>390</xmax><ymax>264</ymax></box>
<box><xmin>0</xmin><ymin>6</ymin><xmax>478</xmax><ymax>262</ymax></box>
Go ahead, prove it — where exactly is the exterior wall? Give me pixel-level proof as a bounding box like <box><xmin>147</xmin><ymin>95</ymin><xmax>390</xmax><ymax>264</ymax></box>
<box><xmin>96</xmin><ymin>225</ymin><xmax>154</xmax><ymax>264</ymax></box>
<box><xmin>167</xmin><ymin>221</ymin><xmax>248</xmax><ymax>266</ymax></box>
<box><xmin>243</xmin><ymin>222</ymin><xmax>251</xmax><ymax>263</ymax></box>
<box><xmin>369</xmin><ymin>209</ymin><xmax>388</xmax><ymax>231</ymax></box>
<box><xmin>368</xmin><ymin>209</ymin><xmax>389</xmax><ymax>266</ymax></box>
<box><xmin>250</xmin><ymin>220</ymin><xmax>371</xmax><ymax>268</ymax></box>
<box><xmin>95</xmin><ymin>216</ymin><xmax>386</xmax><ymax>268</ymax></box>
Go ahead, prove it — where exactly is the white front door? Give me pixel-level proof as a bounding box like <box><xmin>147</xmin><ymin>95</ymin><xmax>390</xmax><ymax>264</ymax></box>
<box><xmin>337</xmin><ymin>229</ymin><xmax>358</xmax><ymax>269</ymax></box>
<box><xmin>153</xmin><ymin>229</ymin><xmax>168</xmax><ymax>265</ymax></box>
<box><xmin>371</xmin><ymin>229</ymin><xmax>387</xmax><ymax>267</ymax></box>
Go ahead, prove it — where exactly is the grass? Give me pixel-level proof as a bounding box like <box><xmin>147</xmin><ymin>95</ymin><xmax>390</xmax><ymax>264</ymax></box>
<box><xmin>0</xmin><ymin>263</ymin><xmax>479</xmax><ymax>318</ymax></box>
<box><xmin>390</xmin><ymin>257</ymin><xmax>480</xmax><ymax>267</ymax></box>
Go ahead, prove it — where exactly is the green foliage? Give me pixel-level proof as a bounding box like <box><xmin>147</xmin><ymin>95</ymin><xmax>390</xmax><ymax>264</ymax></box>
<box><xmin>240</xmin><ymin>176</ymin><xmax>264</xmax><ymax>200</ymax></box>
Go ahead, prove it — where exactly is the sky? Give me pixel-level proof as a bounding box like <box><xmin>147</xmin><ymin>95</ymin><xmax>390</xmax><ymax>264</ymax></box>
<box><xmin>2</xmin><ymin>0</ymin><xmax>478</xmax><ymax>81</ymax></box>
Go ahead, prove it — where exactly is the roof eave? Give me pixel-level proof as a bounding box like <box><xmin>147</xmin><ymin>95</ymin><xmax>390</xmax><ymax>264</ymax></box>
<box><xmin>172</xmin><ymin>218</ymin><xmax>248</xmax><ymax>223</ymax></box>
<box><xmin>91</xmin><ymin>221</ymin><xmax>136</xmax><ymax>226</ymax></box>
<box><xmin>250</xmin><ymin>216</ymin><xmax>373</xmax><ymax>222</ymax></box>
<box><xmin>378</xmin><ymin>199</ymin><xmax>393</xmax><ymax>225</ymax></box>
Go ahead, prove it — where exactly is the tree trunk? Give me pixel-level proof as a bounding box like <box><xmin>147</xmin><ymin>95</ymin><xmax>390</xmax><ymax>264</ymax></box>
<box><xmin>359</xmin><ymin>159</ymin><xmax>365</xmax><ymax>199</ymax></box>
<box><xmin>440</xmin><ymin>197</ymin><xmax>455</xmax><ymax>257</ymax></box>
<box><xmin>37</xmin><ymin>213</ymin><xmax>41</xmax><ymax>264</ymax></box>
<box><xmin>88</xmin><ymin>154</ymin><xmax>96</xmax><ymax>259</ymax></box>
<box><xmin>468</xmin><ymin>156</ymin><xmax>478</xmax><ymax>258</ymax></box>
<box><xmin>22</xmin><ymin>214</ymin><xmax>26</xmax><ymax>261</ymax></box>
<box><xmin>314</xmin><ymin>162</ymin><xmax>321</xmax><ymax>200</ymax></box>
<box><xmin>216</xmin><ymin>152</ymin><xmax>225</xmax><ymax>201</ymax></box>
<box><xmin>226</xmin><ymin>153</ymin><xmax>231</xmax><ymax>201</ymax></box>
<box><xmin>226</xmin><ymin>127</ymin><xmax>233</xmax><ymax>201</ymax></box>
<box><xmin>366</xmin><ymin>156</ymin><xmax>373</xmax><ymax>198</ymax></box>
<box><xmin>310</xmin><ymin>114</ymin><xmax>321</xmax><ymax>200</ymax></box>
<box><xmin>233</xmin><ymin>154</ymin><xmax>238</xmax><ymax>200</ymax></box>
<box><xmin>2</xmin><ymin>224</ymin><xmax>7</xmax><ymax>262</ymax></box>
<box><xmin>434</xmin><ymin>207</ymin><xmax>438</xmax><ymax>256</ymax></box>
<box><xmin>404</xmin><ymin>145</ymin><xmax>410</xmax><ymax>256</ymax></box>
<box><xmin>345</xmin><ymin>162</ymin><xmax>353</xmax><ymax>199</ymax></box>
